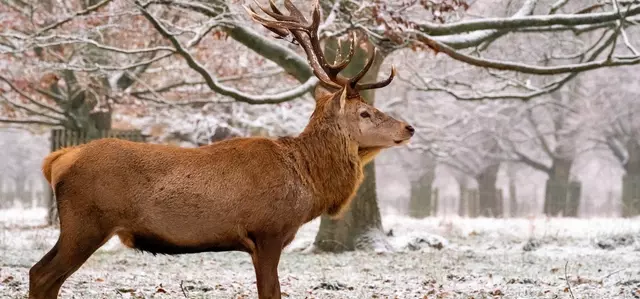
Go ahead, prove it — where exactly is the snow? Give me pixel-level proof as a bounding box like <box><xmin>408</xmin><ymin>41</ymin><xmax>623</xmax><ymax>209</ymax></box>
<box><xmin>1</xmin><ymin>208</ymin><xmax>639</xmax><ymax>298</ymax></box>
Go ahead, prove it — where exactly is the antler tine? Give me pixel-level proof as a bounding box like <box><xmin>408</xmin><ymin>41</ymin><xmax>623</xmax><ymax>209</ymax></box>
<box><xmin>283</xmin><ymin>0</ymin><xmax>306</xmax><ymax>22</ymax></box>
<box><xmin>255</xmin><ymin>0</ymin><xmax>296</xmax><ymax>22</ymax></box>
<box><xmin>325</xmin><ymin>32</ymin><xmax>356</xmax><ymax>79</ymax></box>
<box><xmin>245</xmin><ymin>0</ymin><xmax>346</xmax><ymax>90</ymax></box>
<box><xmin>305</xmin><ymin>2</ymin><xmax>334</xmax><ymax>78</ymax></box>
<box><xmin>347</xmin><ymin>44</ymin><xmax>376</xmax><ymax>87</ymax></box>
<box><xmin>355</xmin><ymin>65</ymin><xmax>396</xmax><ymax>91</ymax></box>
<box><xmin>259</xmin><ymin>0</ymin><xmax>294</xmax><ymax>39</ymax></box>
<box><xmin>244</xmin><ymin>3</ymin><xmax>309</xmax><ymax>32</ymax></box>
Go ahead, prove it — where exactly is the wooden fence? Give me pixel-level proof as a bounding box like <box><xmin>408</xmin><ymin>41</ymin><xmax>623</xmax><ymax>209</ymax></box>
<box><xmin>47</xmin><ymin>129</ymin><xmax>148</xmax><ymax>225</ymax></box>
<box><xmin>50</xmin><ymin>129</ymin><xmax>147</xmax><ymax>152</ymax></box>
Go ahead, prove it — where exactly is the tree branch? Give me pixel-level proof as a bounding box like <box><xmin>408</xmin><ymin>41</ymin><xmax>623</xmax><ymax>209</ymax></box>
<box><xmin>1</xmin><ymin>33</ymin><xmax>174</xmax><ymax>55</ymax></box>
<box><xmin>513</xmin><ymin>150</ymin><xmax>552</xmax><ymax>175</ymax></box>
<box><xmin>0</xmin><ymin>117</ymin><xmax>60</xmax><ymax>126</ymax></box>
<box><xmin>428</xmin><ymin>0</ymin><xmax>538</xmax><ymax>49</ymax></box>
<box><xmin>128</xmin><ymin>68</ymin><xmax>284</xmax><ymax>96</ymax></box>
<box><xmin>33</xmin><ymin>0</ymin><xmax>113</xmax><ymax>37</ymax></box>
<box><xmin>0</xmin><ymin>75</ymin><xmax>65</xmax><ymax>116</ymax></box>
<box><xmin>416</xmin><ymin>4</ymin><xmax>640</xmax><ymax>35</ymax></box>
<box><xmin>414</xmin><ymin>30</ymin><xmax>639</xmax><ymax>75</ymax></box>
<box><xmin>408</xmin><ymin>26</ymin><xmax>623</xmax><ymax>101</ymax></box>
<box><xmin>605</xmin><ymin>136</ymin><xmax>628</xmax><ymax>164</ymax></box>
<box><xmin>136</xmin><ymin>3</ymin><xmax>315</xmax><ymax>104</ymax></box>
<box><xmin>147</xmin><ymin>0</ymin><xmax>313</xmax><ymax>83</ymax></box>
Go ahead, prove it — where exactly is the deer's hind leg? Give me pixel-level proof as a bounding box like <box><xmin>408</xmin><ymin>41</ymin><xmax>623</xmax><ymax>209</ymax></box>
<box><xmin>28</xmin><ymin>207</ymin><xmax>111</xmax><ymax>299</ymax></box>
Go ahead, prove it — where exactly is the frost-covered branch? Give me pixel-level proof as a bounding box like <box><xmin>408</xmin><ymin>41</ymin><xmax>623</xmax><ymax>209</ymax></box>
<box><xmin>405</xmin><ymin>23</ymin><xmax>624</xmax><ymax>101</ymax></box>
<box><xmin>137</xmin><ymin>2</ymin><xmax>316</xmax><ymax>104</ymax></box>
<box><xmin>0</xmin><ymin>94</ymin><xmax>66</xmax><ymax>123</ymax></box>
<box><xmin>0</xmin><ymin>33</ymin><xmax>174</xmax><ymax>55</ymax></box>
<box><xmin>146</xmin><ymin>0</ymin><xmax>313</xmax><ymax>82</ymax></box>
<box><xmin>415</xmin><ymin>4</ymin><xmax>640</xmax><ymax>35</ymax></box>
<box><xmin>415</xmin><ymin>31</ymin><xmax>640</xmax><ymax>75</ymax></box>
<box><xmin>0</xmin><ymin>75</ymin><xmax>65</xmax><ymax>116</ymax></box>
<box><xmin>428</xmin><ymin>0</ymin><xmax>538</xmax><ymax>49</ymax></box>
<box><xmin>33</xmin><ymin>0</ymin><xmax>114</xmax><ymax>36</ymax></box>
<box><xmin>128</xmin><ymin>68</ymin><xmax>284</xmax><ymax>97</ymax></box>
<box><xmin>0</xmin><ymin>117</ymin><xmax>61</xmax><ymax>126</ymax></box>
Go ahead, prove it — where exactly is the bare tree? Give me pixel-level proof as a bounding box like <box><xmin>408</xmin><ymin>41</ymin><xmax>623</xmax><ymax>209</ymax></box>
<box><xmin>586</xmin><ymin>66</ymin><xmax>640</xmax><ymax>216</ymax></box>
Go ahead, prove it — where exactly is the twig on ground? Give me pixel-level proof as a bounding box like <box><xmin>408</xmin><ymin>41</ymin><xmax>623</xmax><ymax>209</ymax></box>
<box><xmin>565</xmin><ymin>261</ymin><xmax>576</xmax><ymax>299</ymax></box>
<box><xmin>601</xmin><ymin>268</ymin><xmax>624</xmax><ymax>280</ymax></box>
<box><xmin>180</xmin><ymin>280</ymin><xmax>188</xmax><ymax>298</ymax></box>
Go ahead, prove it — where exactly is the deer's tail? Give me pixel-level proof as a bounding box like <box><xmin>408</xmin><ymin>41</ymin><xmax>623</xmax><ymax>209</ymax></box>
<box><xmin>42</xmin><ymin>147</ymin><xmax>76</xmax><ymax>186</ymax></box>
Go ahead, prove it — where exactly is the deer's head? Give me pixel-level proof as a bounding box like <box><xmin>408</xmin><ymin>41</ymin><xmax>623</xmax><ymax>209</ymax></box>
<box><xmin>246</xmin><ymin>0</ymin><xmax>414</xmax><ymax>149</ymax></box>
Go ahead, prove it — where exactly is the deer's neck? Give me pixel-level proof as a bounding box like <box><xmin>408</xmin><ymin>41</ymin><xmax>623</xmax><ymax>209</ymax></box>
<box><xmin>358</xmin><ymin>147</ymin><xmax>384</xmax><ymax>165</ymax></box>
<box><xmin>289</xmin><ymin>124</ymin><xmax>363</xmax><ymax>220</ymax></box>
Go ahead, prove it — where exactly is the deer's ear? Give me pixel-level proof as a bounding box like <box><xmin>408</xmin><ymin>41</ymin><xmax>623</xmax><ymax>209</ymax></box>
<box><xmin>332</xmin><ymin>87</ymin><xmax>347</xmax><ymax>114</ymax></box>
<box><xmin>314</xmin><ymin>84</ymin><xmax>334</xmax><ymax>102</ymax></box>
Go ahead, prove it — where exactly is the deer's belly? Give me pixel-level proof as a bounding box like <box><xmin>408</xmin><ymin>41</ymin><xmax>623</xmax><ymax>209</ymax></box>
<box><xmin>115</xmin><ymin>227</ymin><xmax>248</xmax><ymax>255</ymax></box>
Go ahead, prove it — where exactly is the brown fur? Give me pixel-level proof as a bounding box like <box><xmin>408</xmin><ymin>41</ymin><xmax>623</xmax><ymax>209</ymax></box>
<box><xmin>28</xmin><ymin>89</ymin><xmax>412</xmax><ymax>299</ymax></box>
<box><xmin>41</xmin><ymin>147</ymin><xmax>76</xmax><ymax>187</ymax></box>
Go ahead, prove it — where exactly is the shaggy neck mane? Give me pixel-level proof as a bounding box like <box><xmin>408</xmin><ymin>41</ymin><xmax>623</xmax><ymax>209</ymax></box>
<box><xmin>280</xmin><ymin>98</ymin><xmax>363</xmax><ymax>220</ymax></box>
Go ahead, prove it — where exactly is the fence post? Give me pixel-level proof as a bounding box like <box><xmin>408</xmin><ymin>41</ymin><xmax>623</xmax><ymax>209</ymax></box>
<box><xmin>566</xmin><ymin>181</ymin><xmax>581</xmax><ymax>217</ymax></box>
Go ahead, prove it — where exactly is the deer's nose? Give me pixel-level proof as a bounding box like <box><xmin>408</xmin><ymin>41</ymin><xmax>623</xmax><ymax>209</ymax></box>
<box><xmin>405</xmin><ymin>125</ymin><xmax>415</xmax><ymax>135</ymax></box>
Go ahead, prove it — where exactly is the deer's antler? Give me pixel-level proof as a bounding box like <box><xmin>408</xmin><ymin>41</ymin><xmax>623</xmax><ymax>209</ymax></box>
<box><xmin>244</xmin><ymin>0</ymin><xmax>395</xmax><ymax>96</ymax></box>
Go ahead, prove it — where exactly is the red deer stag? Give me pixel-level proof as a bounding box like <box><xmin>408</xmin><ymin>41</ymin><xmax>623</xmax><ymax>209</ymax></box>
<box><xmin>28</xmin><ymin>1</ymin><xmax>414</xmax><ymax>298</ymax></box>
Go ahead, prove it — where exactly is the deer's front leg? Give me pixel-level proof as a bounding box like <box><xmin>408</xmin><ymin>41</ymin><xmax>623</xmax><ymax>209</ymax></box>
<box><xmin>251</xmin><ymin>238</ymin><xmax>283</xmax><ymax>299</ymax></box>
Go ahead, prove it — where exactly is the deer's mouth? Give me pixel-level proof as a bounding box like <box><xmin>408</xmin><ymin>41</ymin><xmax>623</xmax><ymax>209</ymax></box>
<box><xmin>394</xmin><ymin>139</ymin><xmax>410</xmax><ymax>145</ymax></box>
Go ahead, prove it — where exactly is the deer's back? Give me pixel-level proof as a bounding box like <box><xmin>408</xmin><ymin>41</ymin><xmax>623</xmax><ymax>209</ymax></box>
<box><xmin>53</xmin><ymin>138</ymin><xmax>311</xmax><ymax>254</ymax></box>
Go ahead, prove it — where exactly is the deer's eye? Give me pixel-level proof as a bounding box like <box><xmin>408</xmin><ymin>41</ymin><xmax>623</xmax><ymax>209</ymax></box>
<box><xmin>360</xmin><ymin>111</ymin><xmax>371</xmax><ymax>118</ymax></box>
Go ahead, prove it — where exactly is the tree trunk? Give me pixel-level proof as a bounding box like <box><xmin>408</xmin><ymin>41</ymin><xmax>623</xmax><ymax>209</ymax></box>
<box><xmin>458</xmin><ymin>185</ymin><xmax>468</xmax><ymax>217</ymax></box>
<box><xmin>565</xmin><ymin>181</ymin><xmax>581</xmax><ymax>217</ymax></box>
<box><xmin>314</xmin><ymin>162</ymin><xmax>391</xmax><ymax>252</ymax></box>
<box><xmin>622</xmin><ymin>175</ymin><xmax>640</xmax><ymax>217</ymax></box>
<box><xmin>313</xmin><ymin>36</ymin><xmax>391</xmax><ymax>252</ymax></box>
<box><xmin>468</xmin><ymin>189</ymin><xmax>479</xmax><ymax>218</ymax></box>
<box><xmin>432</xmin><ymin>188</ymin><xmax>439</xmax><ymax>217</ymax></box>
<box><xmin>509</xmin><ymin>179</ymin><xmax>518</xmax><ymax>217</ymax></box>
<box><xmin>408</xmin><ymin>168</ymin><xmax>436</xmax><ymax>218</ymax></box>
<box><xmin>0</xmin><ymin>177</ymin><xmax>8</xmax><ymax>209</ymax></box>
<box><xmin>543</xmin><ymin>158</ymin><xmax>575</xmax><ymax>216</ymax></box>
<box><xmin>458</xmin><ymin>185</ymin><xmax>479</xmax><ymax>217</ymax></box>
<box><xmin>476</xmin><ymin>163</ymin><xmax>501</xmax><ymax>217</ymax></box>
<box><xmin>622</xmin><ymin>140</ymin><xmax>640</xmax><ymax>217</ymax></box>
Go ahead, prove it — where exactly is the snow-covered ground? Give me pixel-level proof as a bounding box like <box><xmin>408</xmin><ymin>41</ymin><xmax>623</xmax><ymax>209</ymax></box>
<box><xmin>1</xmin><ymin>208</ymin><xmax>639</xmax><ymax>298</ymax></box>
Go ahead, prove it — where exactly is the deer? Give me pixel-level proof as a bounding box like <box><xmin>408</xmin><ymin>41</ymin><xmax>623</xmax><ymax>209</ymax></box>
<box><xmin>28</xmin><ymin>1</ymin><xmax>414</xmax><ymax>299</ymax></box>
